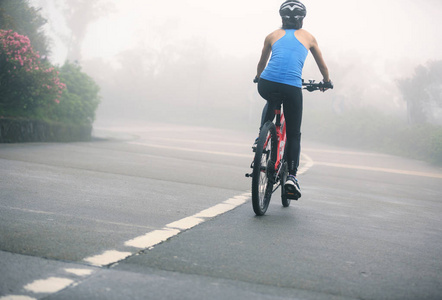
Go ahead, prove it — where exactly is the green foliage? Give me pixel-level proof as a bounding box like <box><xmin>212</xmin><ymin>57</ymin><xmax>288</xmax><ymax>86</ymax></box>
<box><xmin>397</xmin><ymin>60</ymin><xmax>442</xmax><ymax>124</ymax></box>
<box><xmin>429</xmin><ymin>128</ymin><xmax>442</xmax><ymax>164</ymax></box>
<box><xmin>0</xmin><ymin>1</ymin><xmax>101</xmax><ymax>141</ymax></box>
<box><xmin>1</xmin><ymin>30</ymin><xmax>100</xmax><ymax>130</ymax></box>
<box><xmin>0</xmin><ymin>0</ymin><xmax>58</xmax><ymax>118</ymax></box>
<box><xmin>0</xmin><ymin>30</ymin><xmax>65</xmax><ymax>119</ymax></box>
<box><xmin>54</xmin><ymin>61</ymin><xmax>100</xmax><ymax>125</ymax></box>
<box><xmin>304</xmin><ymin>108</ymin><xmax>442</xmax><ymax>166</ymax></box>
<box><xmin>0</xmin><ymin>0</ymin><xmax>49</xmax><ymax>56</ymax></box>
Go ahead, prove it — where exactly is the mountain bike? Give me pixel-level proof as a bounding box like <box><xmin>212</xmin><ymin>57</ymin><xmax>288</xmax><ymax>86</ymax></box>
<box><xmin>246</xmin><ymin>80</ymin><xmax>333</xmax><ymax>216</ymax></box>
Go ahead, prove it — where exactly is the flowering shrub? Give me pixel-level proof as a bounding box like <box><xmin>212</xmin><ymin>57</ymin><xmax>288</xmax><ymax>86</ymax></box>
<box><xmin>0</xmin><ymin>29</ymin><xmax>65</xmax><ymax>118</ymax></box>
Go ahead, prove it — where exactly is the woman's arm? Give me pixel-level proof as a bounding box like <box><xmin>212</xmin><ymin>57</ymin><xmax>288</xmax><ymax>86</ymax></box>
<box><xmin>256</xmin><ymin>34</ymin><xmax>273</xmax><ymax>79</ymax></box>
<box><xmin>309</xmin><ymin>36</ymin><xmax>330</xmax><ymax>83</ymax></box>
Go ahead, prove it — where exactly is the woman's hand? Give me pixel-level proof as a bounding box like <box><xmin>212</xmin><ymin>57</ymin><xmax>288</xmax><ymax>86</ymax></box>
<box><xmin>320</xmin><ymin>80</ymin><xmax>333</xmax><ymax>92</ymax></box>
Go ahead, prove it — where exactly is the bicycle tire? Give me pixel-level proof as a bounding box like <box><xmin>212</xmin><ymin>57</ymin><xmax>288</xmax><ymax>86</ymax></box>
<box><xmin>251</xmin><ymin>121</ymin><xmax>277</xmax><ymax>216</ymax></box>
<box><xmin>280</xmin><ymin>161</ymin><xmax>291</xmax><ymax>207</ymax></box>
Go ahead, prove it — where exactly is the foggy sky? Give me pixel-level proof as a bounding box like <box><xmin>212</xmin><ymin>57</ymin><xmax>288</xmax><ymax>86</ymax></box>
<box><xmin>41</xmin><ymin>0</ymin><xmax>442</xmax><ymax>73</ymax></box>
<box><xmin>30</xmin><ymin>0</ymin><xmax>442</xmax><ymax>126</ymax></box>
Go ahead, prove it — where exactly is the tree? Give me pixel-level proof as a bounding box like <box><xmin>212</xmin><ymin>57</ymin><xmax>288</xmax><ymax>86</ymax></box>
<box><xmin>397</xmin><ymin>60</ymin><xmax>442</xmax><ymax>124</ymax></box>
<box><xmin>62</xmin><ymin>0</ymin><xmax>114</xmax><ymax>62</ymax></box>
<box><xmin>0</xmin><ymin>0</ymin><xmax>50</xmax><ymax>56</ymax></box>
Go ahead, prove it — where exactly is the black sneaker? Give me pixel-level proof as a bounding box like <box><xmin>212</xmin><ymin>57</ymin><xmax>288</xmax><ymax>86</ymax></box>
<box><xmin>284</xmin><ymin>175</ymin><xmax>301</xmax><ymax>200</ymax></box>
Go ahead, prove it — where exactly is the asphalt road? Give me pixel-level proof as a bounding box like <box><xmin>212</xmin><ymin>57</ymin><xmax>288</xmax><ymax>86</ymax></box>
<box><xmin>1</xmin><ymin>123</ymin><xmax>441</xmax><ymax>300</ymax></box>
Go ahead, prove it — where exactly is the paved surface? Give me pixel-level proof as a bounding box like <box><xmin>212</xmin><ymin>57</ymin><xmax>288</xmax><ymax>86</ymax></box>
<box><xmin>1</xmin><ymin>123</ymin><xmax>442</xmax><ymax>299</ymax></box>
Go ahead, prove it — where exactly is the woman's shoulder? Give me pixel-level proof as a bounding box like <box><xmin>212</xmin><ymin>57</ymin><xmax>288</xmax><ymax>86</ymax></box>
<box><xmin>267</xmin><ymin>28</ymin><xmax>285</xmax><ymax>37</ymax></box>
<box><xmin>266</xmin><ymin>29</ymin><xmax>286</xmax><ymax>44</ymax></box>
<box><xmin>295</xmin><ymin>29</ymin><xmax>316</xmax><ymax>48</ymax></box>
<box><xmin>297</xmin><ymin>28</ymin><xmax>314</xmax><ymax>38</ymax></box>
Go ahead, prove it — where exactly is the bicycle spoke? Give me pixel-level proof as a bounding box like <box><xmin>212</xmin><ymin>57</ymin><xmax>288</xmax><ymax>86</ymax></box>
<box><xmin>251</xmin><ymin>122</ymin><xmax>277</xmax><ymax>216</ymax></box>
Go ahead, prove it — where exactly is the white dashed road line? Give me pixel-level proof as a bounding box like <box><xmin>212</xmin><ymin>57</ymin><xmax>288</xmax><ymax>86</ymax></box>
<box><xmin>83</xmin><ymin>250</ymin><xmax>133</xmax><ymax>267</ymax></box>
<box><xmin>64</xmin><ymin>269</ymin><xmax>94</xmax><ymax>276</ymax></box>
<box><xmin>24</xmin><ymin>277</ymin><xmax>74</xmax><ymax>294</ymax></box>
<box><xmin>0</xmin><ymin>296</ymin><xmax>37</xmax><ymax>300</ymax></box>
<box><xmin>125</xmin><ymin>228</ymin><xmax>181</xmax><ymax>249</ymax></box>
<box><xmin>86</xmin><ymin>192</ymin><xmax>250</xmax><ymax>265</ymax></box>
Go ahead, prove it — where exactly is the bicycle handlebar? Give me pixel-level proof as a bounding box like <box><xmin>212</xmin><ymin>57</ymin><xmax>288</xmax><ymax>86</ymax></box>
<box><xmin>253</xmin><ymin>77</ymin><xmax>333</xmax><ymax>92</ymax></box>
<box><xmin>302</xmin><ymin>80</ymin><xmax>334</xmax><ymax>92</ymax></box>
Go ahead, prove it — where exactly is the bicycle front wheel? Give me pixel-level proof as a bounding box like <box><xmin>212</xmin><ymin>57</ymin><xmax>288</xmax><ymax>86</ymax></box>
<box><xmin>251</xmin><ymin>121</ymin><xmax>277</xmax><ymax>216</ymax></box>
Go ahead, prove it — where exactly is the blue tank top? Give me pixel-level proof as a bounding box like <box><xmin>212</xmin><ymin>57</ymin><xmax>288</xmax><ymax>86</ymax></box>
<box><xmin>260</xmin><ymin>29</ymin><xmax>308</xmax><ymax>88</ymax></box>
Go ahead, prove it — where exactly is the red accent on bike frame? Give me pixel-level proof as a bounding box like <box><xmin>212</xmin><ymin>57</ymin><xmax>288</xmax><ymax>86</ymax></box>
<box><xmin>261</xmin><ymin>109</ymin><xmax>286</xmax><ymax>174</ymax></box>
<box><xmin>262</xmin><ymin>134</ymin><xmax>271</xmax><ymax>154</ymax></box>
<box><xmin>275</xmin><ymin>110</ymin><xmax>286</xmax><ymax>172</ymax></box>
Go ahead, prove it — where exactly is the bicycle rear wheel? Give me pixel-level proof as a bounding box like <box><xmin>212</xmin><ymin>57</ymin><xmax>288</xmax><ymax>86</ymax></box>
<box><xmin>252</xmin><ymin>121</ymin><xmax>277</xmax><ymax>216</ymax></box>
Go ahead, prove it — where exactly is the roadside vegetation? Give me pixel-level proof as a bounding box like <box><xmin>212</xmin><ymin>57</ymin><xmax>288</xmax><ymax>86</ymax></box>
<box><xmin>303</xmin><ymin>108</ymin><xmax>442</xmax><ymax>166</ymax></box>
<box><xmin>0</xmin><ymin>0</ymin><xmax>100</xmax><ymax>141</ymax></box>
<box><xmin>300</xmin><ymin>59</ymin><xmax>442</xmax><ymax>167</ymax></box>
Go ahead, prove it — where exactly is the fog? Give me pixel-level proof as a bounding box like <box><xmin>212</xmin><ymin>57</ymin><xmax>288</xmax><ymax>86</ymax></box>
<box><xmin>32</xmin><ymin>0</ymin><xmax>442</xmax><ymax>130</ymax></box>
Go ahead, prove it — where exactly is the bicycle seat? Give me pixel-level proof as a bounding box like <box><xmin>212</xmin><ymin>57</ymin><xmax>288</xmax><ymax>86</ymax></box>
<box><xmin>268</xmin><ymin>93</ymin><xmax>284</xmax><ymax>110</ymax></box>
<box><xmin>269</xmin><ymin>92</ymin><xmax>282</xmax><ymax>100</ymax></box>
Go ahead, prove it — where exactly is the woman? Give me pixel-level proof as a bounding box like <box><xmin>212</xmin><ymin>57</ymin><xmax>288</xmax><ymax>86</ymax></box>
<box><xmin>255</xmin><ymin>0</ymin><xmax>331</xmax><ymax>199</ymax></box>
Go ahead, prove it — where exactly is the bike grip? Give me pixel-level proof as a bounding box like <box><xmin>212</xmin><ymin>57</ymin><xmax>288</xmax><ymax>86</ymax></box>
<box><xmin>322</xmin><ymin>81</ymin><xmax>334</xmax><ymax>89</ymax></box>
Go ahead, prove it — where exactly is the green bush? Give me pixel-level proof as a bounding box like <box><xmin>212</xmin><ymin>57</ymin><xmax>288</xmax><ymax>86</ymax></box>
<box><xmin>0</xmin><ymin>30</ymin><xmax>65</xmax><ymax>119</ymax></box>
<box><xmin>54</xmin><ymin>62</ymin><xmax>100</xmax><ymax>126</ymax></box>
<box><xmin>0</xmin><ymin>2</ymin><xmax>101</xmax><ymax>142</ymax></box>
<box><xmin>429</xmin><ymin>128</ymin><xmax>442</xmax><ymax>164</ymax></box>
<box><xmin>1</xmin><ymin>30</ymin><xmax>100</xmax><ymax>128</ymax></box>
<box><xmin>304</xmin><ymin>108</ymin><xmax>442</xmax><ymax>166</ymax></box>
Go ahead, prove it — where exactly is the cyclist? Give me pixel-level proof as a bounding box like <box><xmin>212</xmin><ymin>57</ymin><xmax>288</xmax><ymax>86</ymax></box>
<box><xmin>254</xmin><ymin>0</ymin><xmax>331</xmax><ymax>199</ymax></box>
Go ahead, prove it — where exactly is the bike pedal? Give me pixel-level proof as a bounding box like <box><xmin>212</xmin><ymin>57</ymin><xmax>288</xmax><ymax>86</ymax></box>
<box><xmin>245</xmin><ymin>173</ymin><xmax>253</xmax><ymax>178</ymax></box>
<box><xmin>286</xmin><ymin>192</ymin><xmax>300</xmax><ymax>200</ymax></box>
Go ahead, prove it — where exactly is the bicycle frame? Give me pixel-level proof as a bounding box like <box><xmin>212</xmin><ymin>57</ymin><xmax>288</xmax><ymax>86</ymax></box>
<box><xmin>274</xmin><ymin>104</ymin><xmax>286</xmax><ymax>183</ymax></box>
<box><xmin>262</xmin><ymin>103</ymin><xmax>286</xmax><ymax>188</ymax></box>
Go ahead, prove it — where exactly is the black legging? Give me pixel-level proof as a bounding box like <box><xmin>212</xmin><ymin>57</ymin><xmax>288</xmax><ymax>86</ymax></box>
<box><xmin>258</xmin><ymin>78</ymin><xmax>303</xmax><ymax>176</ymax></box>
